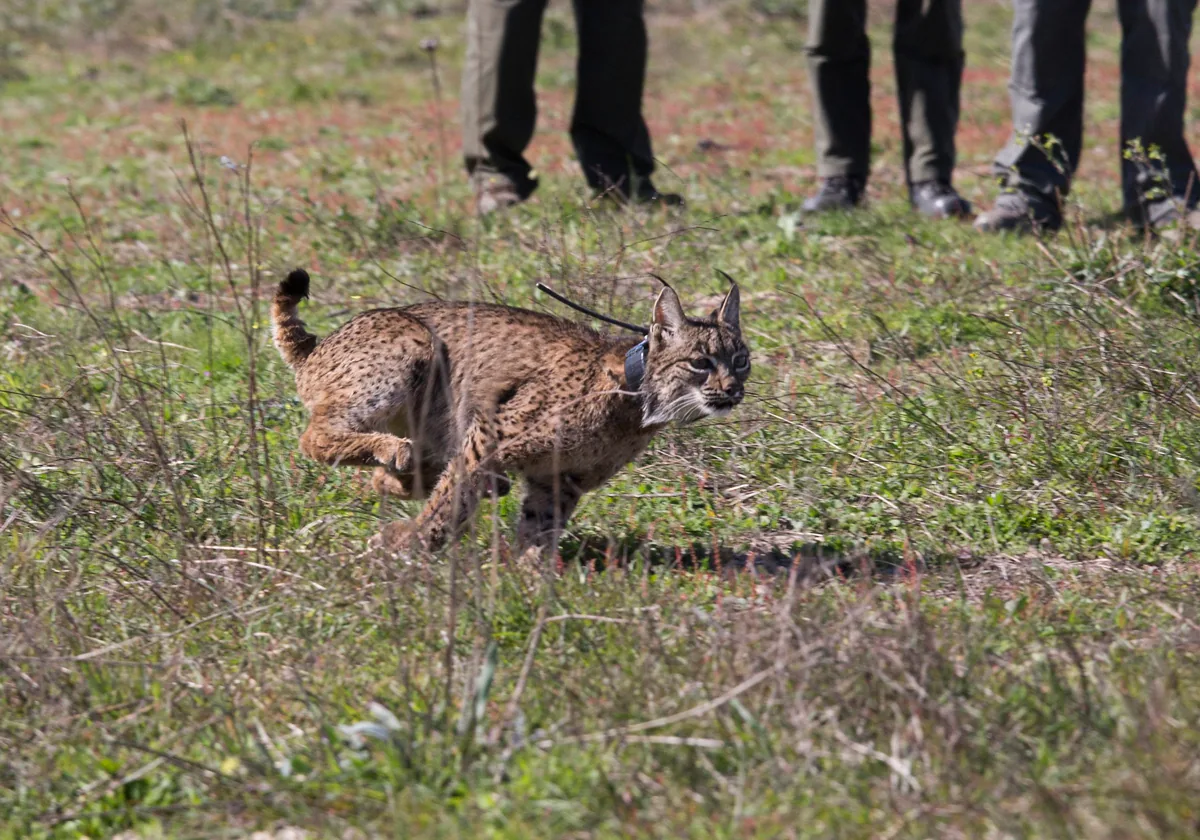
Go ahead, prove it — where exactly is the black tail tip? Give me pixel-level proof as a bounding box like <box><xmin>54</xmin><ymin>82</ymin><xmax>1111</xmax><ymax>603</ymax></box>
<box><xmin>280</xmin><ymin>268</ymin><xmax>310</xmax><ymax>299</ymax></box>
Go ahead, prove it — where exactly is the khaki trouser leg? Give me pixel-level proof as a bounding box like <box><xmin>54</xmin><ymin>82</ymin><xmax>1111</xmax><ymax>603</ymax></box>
<box><xmin>461</xmin><ymin>0</ymin><xmax>549</xmax><ymax>196</ymax></box>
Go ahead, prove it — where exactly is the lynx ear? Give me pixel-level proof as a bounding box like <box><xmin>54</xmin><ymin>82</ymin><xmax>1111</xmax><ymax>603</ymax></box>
<box><xmin>716</xmin><ymin>277</ymin><xmax>741</xmax><ymax>332</ymax></box>
<box><xmin>653</xmin><ymin>285</ymin><xmax>687</xmax><ymax>332</ymax></box>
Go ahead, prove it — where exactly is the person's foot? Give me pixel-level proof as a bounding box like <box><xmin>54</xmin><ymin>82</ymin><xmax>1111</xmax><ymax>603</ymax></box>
<box><xmin>910</xmin><ymin>180</ymin><xmax>971</xmax><ymax>219</ymax></box>
<box><xmin>801</xmin><ymin>175</ymin><xmax>865</xmax><ymax>213</ymax></box>
<box><xmin>473</xmin><ymin>174</ymin><xmax>530</xmax><ymax>216</ymax></box>
<box><xmin>633</xmin><ymin>180</ymin><xmax>684</xmax><ymax>207</ymax></box>
<box><xmin>973</xmin><ymin>188</ymin><xmax>1062</xmax><ymax>234</ymax></box>
<box><xmin>1127</xmin><ymin>196</ymin><xmax>1200</xmax><ymax>233</ymax></box>
<box><xmin>594</xmin><ymin>178</ymin><xmax>684</xmax><ymax>208</ymax></box>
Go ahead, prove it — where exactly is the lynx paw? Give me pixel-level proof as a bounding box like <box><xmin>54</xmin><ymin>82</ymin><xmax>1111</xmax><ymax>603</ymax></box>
<box><xmin>372</xmin><ymin>466</ymin><xmax>414</xmax><ymax>499</ymax></box>
<box><xmin>369</xmin><ymin>520</ymin><xmax>422</xmax><ymax>557</ymax></box>
<box><xmin>486</xmin><ymin>472</ymin><xmax>512</xmax><ymax>499</ymax></box>
<box><xmin>376</xmin><ymin>440</ymin><xmax>412</xmax><ymax>475</ymax></box>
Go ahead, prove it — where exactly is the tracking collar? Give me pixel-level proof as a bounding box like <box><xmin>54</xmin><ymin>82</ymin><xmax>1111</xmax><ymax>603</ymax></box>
<box><xmin>531</xmin><ymin>282</ymin><xmax>650</xmax><ymax>394</ymax></box>
<box><xmin>624</xmin><ymin>339</ymin><xmax>648</xmax><ymax>393</ymax></box>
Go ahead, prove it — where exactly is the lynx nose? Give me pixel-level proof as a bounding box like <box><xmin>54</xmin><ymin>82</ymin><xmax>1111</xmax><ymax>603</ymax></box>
<box><xmin>711</xmin><ymin>383</ymin><xmax>742</xmax><ymax>406</ymax></box>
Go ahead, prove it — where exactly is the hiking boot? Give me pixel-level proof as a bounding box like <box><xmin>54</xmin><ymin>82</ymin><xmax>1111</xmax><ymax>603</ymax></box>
<box><xmin>473</xmin><ymin>174</ymin><xmax>530</xmax><ymax>216</ymax></box>
<box><xmin>1127</xmin><ymin>196</ymin><xmax>1200</xmax><ymax>233</ymax></box>
<box><xmin>973</xmin><ymin>188</ymin><xmax>1062</xmax><ymax>234</ymax></box>
<box><xmin>801</xmin><ymin>175</ymin><xmax>865</xmax><ymax>213</ymax></box>
<box><xmin>910</xmin><ymin>180</ymin><xmax>971</xmax><ymax>219</ymax></box>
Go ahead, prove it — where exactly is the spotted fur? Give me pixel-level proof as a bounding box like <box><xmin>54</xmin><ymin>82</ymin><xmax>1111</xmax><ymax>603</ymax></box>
<box><xmin>271</xmin><ymin>270</ymin><xmax>751</xmax><ymax>555</ymax></box>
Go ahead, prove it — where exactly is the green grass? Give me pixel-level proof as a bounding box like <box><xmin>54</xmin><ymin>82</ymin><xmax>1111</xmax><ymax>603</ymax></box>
<box><xmin>3</xmin><ymin>2</ymin><xmax>1200</xmax><ymax>838</ymax></box>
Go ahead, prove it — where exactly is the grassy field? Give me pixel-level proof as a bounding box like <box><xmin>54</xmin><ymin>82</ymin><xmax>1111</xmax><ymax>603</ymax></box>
<box><xmin>4</xmin><ymin>1</ymin><xmax>1200</xmax><ymax>837</ymax></box>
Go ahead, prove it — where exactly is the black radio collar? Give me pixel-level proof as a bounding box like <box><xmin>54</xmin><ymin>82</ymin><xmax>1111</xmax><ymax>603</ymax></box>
<box><xmin>624</xmin><ymin>339</ymin><xmax>648</xmax><ymax>392</ymax></box>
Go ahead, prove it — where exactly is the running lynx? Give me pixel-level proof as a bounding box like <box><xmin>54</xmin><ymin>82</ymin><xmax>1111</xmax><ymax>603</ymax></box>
<box><xmin>272</xmin><ymin>269</ymin><xmax>750</xmax><ymax>555</ymax></box>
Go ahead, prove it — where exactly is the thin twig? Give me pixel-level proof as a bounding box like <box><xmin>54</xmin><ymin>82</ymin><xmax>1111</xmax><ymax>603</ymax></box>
<box><xmin>537</xmin><ymin>638</ymin><xmax>823</xmax><ymax>747</ymax></box>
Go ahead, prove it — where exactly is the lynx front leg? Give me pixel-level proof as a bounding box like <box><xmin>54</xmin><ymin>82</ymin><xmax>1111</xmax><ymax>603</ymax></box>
<box><xmin>378</xmin><ymin>416</ymin><xmax>503</xmax><ymax>553</ymax></box>
<box><xmin>516</xmin><ymin>475</ymin><xmax>583</xmax><ymax>555</ymax></box>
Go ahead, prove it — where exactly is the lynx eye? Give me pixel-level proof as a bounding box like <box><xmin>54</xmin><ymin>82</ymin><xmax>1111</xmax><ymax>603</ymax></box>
<box><xmin>732</xmin><ymin>352</ymin><xmax>750</xmax><ymax>371</ymax></box>
<box><xmin>688</xmin><ymin>357</ymin><xmax>714</xmax><ymax>373</ymax></box>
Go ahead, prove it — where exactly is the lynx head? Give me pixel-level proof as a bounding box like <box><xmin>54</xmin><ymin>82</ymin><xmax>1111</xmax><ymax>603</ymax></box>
<box><xmin>639</xmin><ymin>280</ymin><xmax>750</xmax><ymax>427</ymax></box>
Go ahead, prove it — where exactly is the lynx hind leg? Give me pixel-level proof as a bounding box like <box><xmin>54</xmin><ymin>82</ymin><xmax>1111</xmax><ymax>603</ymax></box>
<box><xmin>297</xmin><ymin>310</ymin><xmax>438</xmax><ymax>475</ymax></box>
<box><xmin>299</xmin><ymin>408</ymin><xmax>412</xmax><ymax>471</ymax></box>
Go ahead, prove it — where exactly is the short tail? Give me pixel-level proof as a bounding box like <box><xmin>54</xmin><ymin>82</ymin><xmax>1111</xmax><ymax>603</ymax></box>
<box><xmin>272</xmin><ymin>268</ymin><xmax>319</xmax><ymax>368</ymax></box>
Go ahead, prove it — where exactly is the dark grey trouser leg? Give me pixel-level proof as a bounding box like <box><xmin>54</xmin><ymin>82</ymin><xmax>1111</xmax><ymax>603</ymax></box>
<box><xmin>893</xmin><ymin>0</ymin><xmax>965</xmax><ymax>186</ymax></box>
<box><xmin>461</xmin><ymin>0</ymin><xmax>549</xmax><ymax>196</ymax></box>
<box><xmin>1118</xmin><ymin>0</ymin><xmax>1200</xmax><ymax>213</ymax></box>
<box><xmin>991</xmin><ymin>0</ymin><xmax>1092</xmax><ymax>198</ymax></box>
<box><xmin>570</xmin><ymin>0</ymin><xmax>656</xmax><ymax>194</ymax></box>
<box><xmin>805</xmin><ymin>0</ymin><xmax>871</xmax><ymax>180</ymax></box>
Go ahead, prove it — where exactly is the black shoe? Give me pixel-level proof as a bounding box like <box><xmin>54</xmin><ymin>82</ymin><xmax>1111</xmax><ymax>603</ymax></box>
<box><xmin>633</xmin><ymin>181</ymin><xmax>685</xmax><ymax>207</ymax></box>
<box><xmin>910</xmin><ymin>180</ymin><xmax>971</xmax><ymax>219</ymax></box>
<box><xmin>973</xmin><ymin>188</ymin><xmax>1062</xmax><ymax>234</ymax></box>
<box><xmin>801</xmin><ymin>175</ymin><xmax>865</xmax><ymax>213</ymax></box>
<box><xmin>594</xmin><ymin>178</ymin><xmax>684</xmax><ymax>209</ymax></box>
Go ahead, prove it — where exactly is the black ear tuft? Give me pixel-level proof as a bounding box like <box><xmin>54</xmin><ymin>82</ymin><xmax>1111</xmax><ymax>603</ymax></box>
<box><xmin>280</xmin><ymin>268</ymin><xmax>310</xmax><ymax>299</ymax></box>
